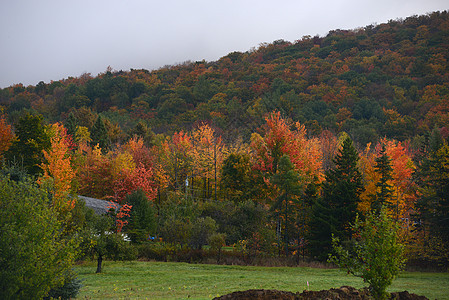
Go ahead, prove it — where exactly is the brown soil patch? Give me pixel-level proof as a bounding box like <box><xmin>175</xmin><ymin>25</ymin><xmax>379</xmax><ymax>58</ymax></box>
<box><xmin>213</xmin><ymin>286</ymin><xmax>429</xmax><ymax>300</ymax></box>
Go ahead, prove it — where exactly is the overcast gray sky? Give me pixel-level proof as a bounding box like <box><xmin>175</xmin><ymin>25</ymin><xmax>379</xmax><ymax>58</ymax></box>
<box><xmin>0</xmin><ymin>0</ymin><xmax>447</xmax><ymax>88</ymax></box>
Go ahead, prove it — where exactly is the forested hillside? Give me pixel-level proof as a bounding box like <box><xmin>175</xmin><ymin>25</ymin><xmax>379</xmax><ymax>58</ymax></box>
<box><xmin>1</xmin><ymin>11</ymin><xmax>448</xmax><ymax>146</ymax></box>
<box><xmin>1</xmin><ymin>10</ymin><xmax>449</xmax><ymax>271</ymax></box>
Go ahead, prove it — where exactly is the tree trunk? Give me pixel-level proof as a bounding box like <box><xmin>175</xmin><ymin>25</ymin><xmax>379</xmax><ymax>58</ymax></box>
<box><xmin>96</xmin><ymin>254</ymin><xmax>103</xmax><ymax>273</ymax></box>
<box><xmin>285</xmin><ymin>195</ymin><xmax>289</xmax><ymax>257</ymax></box>
<box><xmin>217</xmin><ymin>248</ymin><xmax>221</xmax><ymax>264</ymax></box>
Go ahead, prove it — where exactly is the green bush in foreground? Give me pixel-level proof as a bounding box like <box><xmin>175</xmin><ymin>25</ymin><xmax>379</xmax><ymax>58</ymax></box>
<box><xmin>329</xmin><ymin>206</ymin><xmax>406</xmax><ymax>300</ymax></box>
<box><xmin>0</xmin><ymin>176</ymin><xmax>78</xmax><ymax>300</ymax></box>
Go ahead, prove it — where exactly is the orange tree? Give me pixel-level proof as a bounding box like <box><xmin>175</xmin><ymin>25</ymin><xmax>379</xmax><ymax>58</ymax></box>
<box><xmin>39</xmin><ymin>123</ymin><xmax>76</xmax><ymax>213</ymax></box>
<box><xmin>0</xmin><ymin>115</ymin><xmax>14</xmax><ymax>162</ymax></box>
<box><xmin>358</xmin><ymin>139</ymin><xmax>415</xmax><ymax>220</ymax></box>
<box><xmin>250</xmin><ymin>111</ymin><xmax>322</xmax><ymax>255</ymax></box>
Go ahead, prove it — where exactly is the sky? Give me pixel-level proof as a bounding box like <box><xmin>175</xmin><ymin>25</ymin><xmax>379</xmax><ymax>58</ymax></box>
<box><xmin>0</xmin><ymin>0</ymin><xmax>447</xmax><ymax>88</ymax></box>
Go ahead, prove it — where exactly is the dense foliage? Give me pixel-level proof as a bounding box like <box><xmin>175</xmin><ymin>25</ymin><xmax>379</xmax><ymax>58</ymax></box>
<box><xmin>0</xmin><ymin>175</ymin><xmax>79</xmax><ymax>300</ymax></box>
<box><xmin>330</xmin><ymin>206</ymin><xmax>406</xmax><ymax>300</ymax></box>
<box><xmin>0</xmin><ymin>11</ymin><xmax>448</xmax><ymax>296</ymax></box>
<box><xmin>1</xmin><ymin>11</ymin><xmax>448</xmax><ymax>146</ymax></box>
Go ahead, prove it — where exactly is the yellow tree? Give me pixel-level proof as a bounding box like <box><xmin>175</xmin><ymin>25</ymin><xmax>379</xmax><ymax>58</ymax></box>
<box><xmin>358</xmin><ymin>143</ymin><xmax>379</xmax><ymax>213</ymax></box>
<box><xmin>75</xmin><ymin>126</ymin><xmax>92</xmax><ymax>145</ymax></box>
<box><xmin>111</xmin><ymin>138</ymin><xmax>158</xmax><ymax>203</ymax></box>
<box><xmin>39</xmin><ymin>123</ymin><xmax>76</xmax><ymax>212</ymax></box>
<box><xmin>159</xmin><ymin>130</ymin><xmax>193</xmax><ymax>192</ymax></box>
<box><xmin>383</xmin><ymin>139</ymin><xmax>416</xmax><ymax>220</ymax></box>
<box><xmin>75</xmin><ymin>142</ymin><xmax>114</xmax><ymax>199</ymax></box>
<box><xmin>191</xmin><ymin>123</ymin><xmax>225</xmax><ymax>200</ymax></box>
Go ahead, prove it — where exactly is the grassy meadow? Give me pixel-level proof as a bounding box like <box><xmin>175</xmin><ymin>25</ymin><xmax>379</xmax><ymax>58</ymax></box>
<box><xmin>76</xmin><ymin>261</ymin><xmax>449</xmax><ymax>299</ymax></box>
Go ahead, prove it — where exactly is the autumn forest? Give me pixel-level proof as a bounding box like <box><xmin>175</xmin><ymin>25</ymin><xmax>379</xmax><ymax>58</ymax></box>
<box><xmin>1</xmin><ymin>10</ymin><xmax>449</xmax><ymax>274</ymax></box>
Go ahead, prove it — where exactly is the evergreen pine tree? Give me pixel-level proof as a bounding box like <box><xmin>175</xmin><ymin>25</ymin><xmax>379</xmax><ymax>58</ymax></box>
<box><xmin>414</xmin><ymin>143</ymin><xmax>449</xmax><ymax>267</ymax></box>
<box><xmin>90</xmin><ymin>115</ymin><xmax>110</xmax><ymax>152</ymax></box>
<box><xmin>125</xmin><ymin>189</ymin><xmax>157</xmax><ymax>243</ymax></box>
<box><xmin>5</xmin><ymin>113</ymin><xmax>51</xmax><ymax>176</ymax></box>
<box><xmin>371</xmin><ymin>145</ymin><xmax>394</xmax><ymax>212</ymax></box>
<box><xmin>298</xmin><ymin>179</ymin><xmax>319</xmax><ymax>258</ymax></box>
<box><xmin>65</xmin><ymin>112</ymin><xmax>78</xmax><ymax>139</ymax></box>
<box><xmin>128</xmin><ymin>121</ymin><xmax>154</xmax><ymax>146</ymax></box>
<box><xmin>308</xmin><ymin>137</ymin><xmax>364</xmax><ymax>260</ymax></box>
<box><xmin>308</xmin><ymin>196</ymin><xmax>336</xmax><ymax>261</ymax></box>
<box><xmin>271</xmin><ymin>155</ymin><xmax>302</xmax><ymax>256</ymax></box>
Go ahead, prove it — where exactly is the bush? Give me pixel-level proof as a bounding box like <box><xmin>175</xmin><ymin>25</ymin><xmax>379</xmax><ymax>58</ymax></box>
<box><xmin>189</xmin><ymin>217</ymin><xmax>217</xmax><ymax>249</ymax></box>
<box><xmin>0</xmin><ymin>175</ymin><xmax>79</xmax><ymax>300</ymax></box>
<box><xmin>209</xmin><ymin>233</ymin><xmax>227</xmax><ymax>263</ymax></box>
<box><xmin>329</xmin><ymin>206</ymin><xmax>406</xmax><ymax>300</ymax></box>
<box><xmin>160</xmin><ymin>216</ymin><xmax>192</xmax><ymax>247</ymax></box>
<box><xmin>44</xmin><ymin>270</ymin><xmax>82</xmax><ymax>300</ymax></box>
<box><xmin>104</xmin><ymin>233</ymin><xmax>138</xmax><ymax>261</ymax></box>
<box><xmin>137</xmin><ymin>242</ymin><xmax>175</xmax><ymax>262</ymax></box>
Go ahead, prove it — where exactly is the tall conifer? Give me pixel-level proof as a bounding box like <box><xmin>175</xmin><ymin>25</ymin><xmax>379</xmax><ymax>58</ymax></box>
<box><xmin>309</xmin><ymin>137</ymin><xmax>364</xmax><ymax>260</ymax></box>
<box><xmin>371</xmin><ymin>145</ymin><xmax>394</xmax><ymax>212</ymax></box>
<box><xmin>5</xmin><ymin>113</ymin><xmax>50</xmax><ymax>176</ymax></box>
<box><xmin>271</xmin><ymin>155</ymin><xmax>302</xmax><ymax>256</ymax></box>
<box><xmin>65</xmin><ymin>112</ymin><xmax>78</xmax><ymax>139</ymax></box>
<box><xmin>90</xmin><ymin>115</ymin><xmax>110</xmax><ymax>152</ymax></box>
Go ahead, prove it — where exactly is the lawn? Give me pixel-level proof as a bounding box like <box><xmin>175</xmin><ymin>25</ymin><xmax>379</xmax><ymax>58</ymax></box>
<box><xmin>76</xmin><ymin>261</ymin><xmax>449</xmax><ymax>299</ymax></box>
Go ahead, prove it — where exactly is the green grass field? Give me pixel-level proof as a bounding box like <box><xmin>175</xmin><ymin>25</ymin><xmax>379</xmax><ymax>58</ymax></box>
<box><xmin>76</xmin><ymin>261</ymin><xmax>449</xmax><ymax>299</ymax></box>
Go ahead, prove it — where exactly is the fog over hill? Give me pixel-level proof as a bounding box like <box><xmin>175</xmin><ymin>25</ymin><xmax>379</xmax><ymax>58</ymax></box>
<box><xmin>0</xmin><ymin>0</ymin><xmax>448</xmax><ymax>88</ymax></box>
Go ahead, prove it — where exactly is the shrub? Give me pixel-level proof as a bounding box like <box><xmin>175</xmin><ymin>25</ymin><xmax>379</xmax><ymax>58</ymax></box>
<box><xmin>189</xmin><ymin>217</ymin><xmax>217</xmax><ymax>249</ymax></box>
<box><xmin>329</xmin><ymin>206</ymin><xmax>406</xmax><ymax>300</ymax></box>
<box><xmin>209</xmin><ymin>233</ymin><xmax>227</xmax><ymax>263</ymax></box>
<box><xmin>0</xmin><ymin>175</ymin><xmax>79</xmax><ymax>300</ymax></box>
<box><xmin>160</xmin><ymin>216</ymin><xmax>192</xmax><ymax>248</ymax></box>
<box><xmin>44</xmin><ymin>270</ymin><xmax>82</xmax><ymax>300</ymax></box>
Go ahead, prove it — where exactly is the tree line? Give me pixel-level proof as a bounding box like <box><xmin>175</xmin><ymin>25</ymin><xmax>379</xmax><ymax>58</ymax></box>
<box><xmin>1</xmin><ymin>110</ymin><xmax>448</xmax><ymax>269</ymax></box>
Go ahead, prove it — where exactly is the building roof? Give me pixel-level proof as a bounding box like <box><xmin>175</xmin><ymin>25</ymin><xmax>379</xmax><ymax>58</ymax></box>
<box><xmin>77</xmin><ymin>195</ymin><xmax>118</xmax><ymax>215</ymax></box>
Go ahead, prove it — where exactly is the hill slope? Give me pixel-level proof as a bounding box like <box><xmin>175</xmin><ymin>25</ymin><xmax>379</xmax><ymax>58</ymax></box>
<box><xmin>1</xmin><ymin>10</ymin><xmax>448</xmax><ymax>145</ymax></box>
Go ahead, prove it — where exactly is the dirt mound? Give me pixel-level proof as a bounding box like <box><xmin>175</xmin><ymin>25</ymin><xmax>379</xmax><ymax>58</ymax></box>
<box><xmin>213</xmin><ymin>286</ymin><xmax>429</xmax><ymax>300</ymax></box>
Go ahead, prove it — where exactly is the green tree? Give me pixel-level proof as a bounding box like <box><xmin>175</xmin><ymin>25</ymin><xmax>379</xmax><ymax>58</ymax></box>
<box><xmin>330</xmin><ymin>206</ymin><xmax>406</xmax><ymax>300</ymax></box>
<box><xmin>189</xmin><ymin>217</ymin><xmax>218</xmax><ymax>250</ymax></box>
<box><xmin>65</xmin><ymin>111</ymin><xmax>79</xmax><ymax>139</ymax></box>
<box><xmin>80</xmin><ymin>207</ymin><xmax>136</xmax><ymax>273</ymax></box>
<box><xmin>208</xmin><ymin>233</ymin><xmax>227</xmax><ymax>263</ymax></box>
<box><xmin>220</xmin><ymin>152</ymin><xmax>252</xmax><ymax>203</ymax></box>
<box><xmin>160</xmin><ymin>216</ymin><xmax>192</xmax><ymax>249</ymax></box>
<box><xmin>0</xmin><ymin>175</ymin><xmax>79</xmax><ymax>300</ymax></box>
<box><xmin>309</xmin><ymin>137</ymin><xmax>364</xmax><ymax>260</ymax></box>
<box><xmin>415</xmin><ymin>142</ymin><xmax>449</xmax><ymax>267</ymax></box>
<box><xmin>270</xmin><ymin>155</ymin><xmax>302</xmax><ymax>256</ymax></box>
<box><xmin>125</xmin><ymin>189</ymin><xmax>157</xmax><ymax>243</ymax></box>
<box><xmin>308</xmin><ymin>196</ymin><xmax>335</xmax><ymax>261</ymax></box>
<box><xmin>90</xmin><ymin>115</ymin><xmax>110</xmax><ymax>152</ymax></box>
<box><xmin>128</xmin><ymin>121</ymin><xmax>154</xmax><ymax>146</ymax></box>
<box><xmin>371</xmin><ymin>145</ymin><xmax>394</xmax><ymax>212</ymax></box>
<box><xmin>5</xmin><ymin>113</ymin><xmax>50</xmax><ymax>176</ymax></box>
